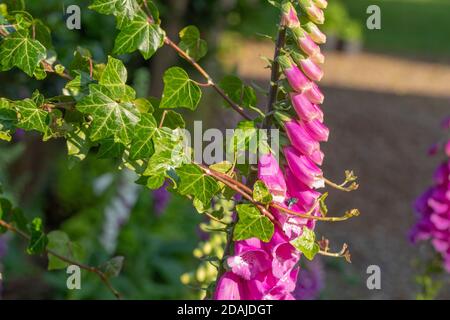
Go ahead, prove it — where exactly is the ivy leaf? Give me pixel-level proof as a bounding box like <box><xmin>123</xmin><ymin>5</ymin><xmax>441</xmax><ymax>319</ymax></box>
<box><xmin>101</xmin><ymin>256</ymin><xmax>125</xmax><ymax>279</ymax></box>
<box><xmin>178</xmin><ymin>26</ymin><xmax>207</xmax><ymax>61</ymax></box>
<box><xmin>176</xmin><ymin>164</ymin><xmax>219</xmax><ymax>205</ymax></box>
<box><xmin>0</xmin><ymin>29</ymin><xmax>46</xmax><ymax>76</ymax></box>
<box><xmin>143</xmin><ymin>127</ymin><xmax>190</xmax><ymax>176</ymax></box>
<box><xmin>46</xmin><ymin>231</ymin><xmax>84</xmax><ymax>270</ymax></box>
<box><xmin>129</xmin><ymin>113</ymin><xmax>157</xmax><ymax>160</ymax></box>
<box><xmin>159</xmin><ymin>110</ymin><xmax>185</xmax><ymax>129</ymax></box>
<box><xmin>14</xmin><ymin>99</ymin><xmax>48</xmax><ymax>133</ymax></box>
<box><xmin>219</xmin><ymin>75</ymin><xmax>257</xmax><ymax>110</ymax></box>
<box><xmin>0</xmin><ymin>98</ymin><xmax>17</xmax><ymax>141</ymax></box>
<box><xmin>99</xmin><ymin>56</ymin><xmax>135</xmax><ymax>100</ymax></box>
<box><xmin>66</xmin><ymin>126</ymin><xmax>92</xmax><ymax>168</ymax></box>
<box><xmin>144</xmin><ymin>174</ymin><xmax>165</xmax><ymax>190</ymax></box>
<box><xmin>253</xmin><ymin>180</ymin><xmax>273</xmax><ymax>205</ymax></box>
<box><xmin>290</xmin><ymin>227</ymin><xmax>320</xmax><ymax>260</ymax></box>
<box><xmin>27</xmin><ymin>217</ymin><xmax>48</xmax><ymax>255</ymax></box>
<box><xmin>89</xmin><ymin>0</ymin><xmax>140</xmax><ymax>19</ymax></box>
<box><xmin>160</xmin><ymin>67</ymin><xmax>202</xmax><ymax>110</ymax></box>
<box><xmin>98</xmin><ymin>138</ymin><xmax>125</xmax><ymax>159</ymax></box>
<box><xmin>113</xmin><ymin>12</ymin><xmax>165</xmax><ymax>59</ymax></box>
<box><xmin>77</xmin><ymin>84</ymin><xmax>140</xmax><ymax>144</ymax></box>
<box><xmin>234</xmin><ymin>204</ymin><xmax>274</xmax><ymax>243</ymax></box>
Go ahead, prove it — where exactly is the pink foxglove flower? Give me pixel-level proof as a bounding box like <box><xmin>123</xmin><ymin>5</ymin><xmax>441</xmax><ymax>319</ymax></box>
<box><xmin>299</xmin><ymin>0</ymin><xmax>325</xmax><ymax>24</ymax></box>
<box><xmin>284</xmin><ymin>146</ymin><xmax>325</xmax><ymax>189</ymax></box>
<box><xmin>258</xmin><ymin>152</ymin><xmax>287</xmax><ymax>203</ymax></box>
<box><xmin>281</xmin><ymin>1</ymin><xmax>300</xmax><ymax>28</ymax></box>
<box><xmin>411</xmin><ymin>135</ymin><xmax>450</xmax><ymax>273</ymax></box>
<box><xmin>214</xmin><ymin>272</ymin><xmax>245</xmax><ymax>300</ymax></box>
<box><xmin>304</xmin><ymin>21</ymin><xmax>327</xmax><ymax>44</ymax></box>
<box><xmin>290</xmin><ymin>92</ymin><xmax>322</xmax><ymax>121</ymax></box>
<box><xmin>304</xmin><ymin>82</ymin><xmax>325</xmax><ymax>105</ymax></box>
<box><xmin>279</xmin><ymin>55</ymin><xmax>312</xmax><ymax>92</ymax></box>
<box><xmin>302</xmin><ymin>118</ymin><xmax>329</xmax><ymax>142</ymax></box>
<box><xmin>226</xmin><ymin>246</ymin><xmax>271</xmax><ymax>280</ymax></box>
<box><xmin>313</xmin><ymin>0</ymin><xmax>328</xmax><ymax>10</ymax></box>
<box><xmin>284</xmin><ymin>119</ymin><xmax>320</xmax><ymax>157</ymax></box>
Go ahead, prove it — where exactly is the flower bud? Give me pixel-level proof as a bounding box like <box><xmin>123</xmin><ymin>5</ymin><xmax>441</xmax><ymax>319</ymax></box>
<box><xmin>290</xmin><ymin>92</ymin><xmax>321</xmax><ymax>121</ymax></box>
<box><xmin>294</xmin><ymin>54</ymin><xmax>324</xmax><ymax>81</ymax></box>
<box><xmin>281</xmin><ymin>1</ymin><xmax>301</xmax><ymax>28</ymax></box>
<box><xmin>279</xmin><ymin>55</ymin><xmax>311</xmax><ymax>92</ymax></box>
<box><xmin>304</xmin><ymin>22</ymin><xmax>327</xmax><ymax>44</ymax></box>
<box><xmin>292</xmin><ymin>27</ymin><xmax>320</xmax><ymax>57</ymax></box>
<box><xmin>313</xmin><ymin>0</ymin><xmax>328</xmax><ymax>9</ymax></box>
<box><xmin>284</xmin><ymin>146</ymin><xmax>325</xmax><ymax>189</ymax></box>
<box><xmin>299</xmin><ymin>0</ymin><xmax>324</xmax><ymax>24</ymax></box>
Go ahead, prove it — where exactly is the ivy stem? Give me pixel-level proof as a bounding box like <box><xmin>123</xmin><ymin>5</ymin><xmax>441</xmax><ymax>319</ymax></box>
<box><xmin>41</xmin><ymin>61</ymin><xmax>73</xmax><ymax>81</ymax></box>
<box><xmin>198</xmin><ymin>164</ymin><xmax>358</xmax><ymax>222</ymax></box>
<box><xmin>163</xmin><ymin>37</ymin><xmax>252</xmax><ymax>120</ymax></box>
<box><xmin>264</xmin><ymin>26</ymin><xmax>286</xmax><ymax>129</ymax></box>
<box><xmin>0</xmin><ymin>218</ymin><xmax>122</xmax><ymax>299</ymax></box>
<box><xmin>324</xmin><ymin>177</ymin><xmax>359</xmax><ymax>192</ymax></box>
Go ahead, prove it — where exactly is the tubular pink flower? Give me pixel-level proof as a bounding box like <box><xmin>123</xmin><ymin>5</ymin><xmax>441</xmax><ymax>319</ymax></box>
<box><xmin>313</xmin><ymin>0</ymin><xmax>328</xmax><ymax>9</ymax></box>
<box><xmin>285</xmin><ymin>120</ymin><xmax>320</xmax><ymax>156</ymax></box>
<box><xmin>304</xmin><ymin>21</ymin><xmax>327</xmax><ymax>44</ymax></box>
<box><xmin>279</xmin><ymin>55</ymin><xmax>312</xmax><ymax>92</ymax></box>
<box><xmin>293</xmin><ymin>27</ymin><xmax>321</xmax><ymax>57</ymax></box>
<box><xmin>311</xmin><ymin>51</ymin><xmax>325</xmax><ymax>65</ymax></box>
<box><xmin>302</xmin><ymin>118</ymin><xmax>329</xmax><ymax>142</ymax></box>
<box><xmin>226</xmin><ymin>246</ymin><xmax>271</xmax><ymax>280</ymax></box>
<box><xmin>285</xmin><ymin>166</ymin><xmax>321</xmax><ymax>210</ymax></box>
<box><xmin>214</xmin><ymin>272</ymin><xmax>245</xmax><ymax>300</ymax></box>
<box><xmin>310</xmin><ymin>148</ymin><xmax>324</xmax><ymax>166</ymax></box>
<box><xmin>304</xmin><ymin>82</ymin><xmax>325</xmax><ymax>104</ymax></box>
<box><xmin>258</xmin><ymin>152</ymin><xmax>287</xmax><ymax>203</ymax></box>
<box><xmin>299</xmin><ymin>0</ymin><xmax>325</xmax><ymax>24</ymax></box>
<box><xmin>299</xmin><ymin>57</ymin><xmax>324</xmax><ymax>82</ymax></box>
<box><xmin>281</xmin><ymin>2</ymin><xmax>301</xmax><ymax>28</ymax></box>
<box><xmin>290</xmin><ymin>92</ymin><xmax>321</xmax><ymax>121</ymax></box>
<box><xmin>284</xmin><ymin>146</ymin><xmax>325</xmax><ymax>189</ymax></box>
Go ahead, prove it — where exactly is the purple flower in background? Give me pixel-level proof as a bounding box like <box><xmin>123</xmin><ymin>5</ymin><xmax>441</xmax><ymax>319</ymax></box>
<box><xmin>293</xmin><ymin>258</ymin><xmax>325</xmax><ymax>300</ymax></box>
<box><xmin>153</xmin><ymin>181</ymin><xmax>171</xmax><ymax>216</ymax></box>
<box><xmin>411</xmin><ymin>123</ymin><xmax>450</xmax><ymax>273</ymax></box>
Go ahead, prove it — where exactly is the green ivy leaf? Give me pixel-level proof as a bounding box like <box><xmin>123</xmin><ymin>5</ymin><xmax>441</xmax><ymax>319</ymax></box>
<box><xmin>0</xmin><ymin>29</ymin><xmax>46</xmax><ymax>76</ymax></box>
<box><xmin>0</xmin><ymin>98</ymin><xmax>17</xmax><ymax>142</ymax></box>
<box><xmin>129</xmin><ymin>113</ymin><xmax>157</xmax><ymax>160</ymax></box>
<box><xmin>14</xmin><ymin>99</ymin><xmax>48</xmax><ymax>133</ymax></box>
<box><xmin>290</xmin><ymin>227</ymin><xmax>320</xmax><ymax>260</ymax></box>
<box><xmin>99</xmin><ymin>56</ymin><xmax>136</xmax><ymax>100</ymax></box>
<box><xmin>176</xmin><ymin>164</ymin><xmax>219</xmax><ymax>205</ymax></box>
<box><xmin>66</xmin><ymin>126</ymin><xmax>92</xmax><ymax>168</ymax></box>
<box><xmin>143</xmin><ymin>127</ymin><xmax>189</xmax><ymax>176</ymax></box>
<box><xmin>113</xmin><ymin>12</ymin><xmax>164</xmax><ymax>59</ymax></box>
<box><xmin>160</xmin><ymin>110</ymin><xmax>185</xmax><ymax>129</ymax></box>
<box><xmin>144</xmin><ymin>174</ymin><xmax>165</xmax><ymax>190</ymax></box>
<box><xmin>89</xmin><ymin>0</ymin><xmax>140</xmax><ymax>19</ymax></box>
<box><xmin>219</xmin><ymin>75</ymin><xmax>257</xmax><ymax>110</ymax></box>
<box><xmin>97</xmin><ymin>138</ymin><xmax>125</xmax><ymax>159</ymax></box>
<box><xmin>47</xmin><ymin>231</ymin><xmax>84</xmax><ymax>270</ymax></box>
<box><xmin>77</xmin><ymin>84</ymin><xmax>140</xmax><ymax>144</ymax></box>
<box><xmin>234</xmin><ymin>204</ymin><xmax>274</xmax><ymax>242</ymax></box>
<box><xmin>160</xmin><ymin>67</ymin><xmax>202</xmax><ymax>110</ymax></box>
<box><xmin>178</xmin><ymin>25</ymin><xmax>207</xmax><ymax>61</ymax></box>
<box><xmin>101</xmin><ymin>256</ymin><xmax>125</xmax><ymax>279</ymax></box>
<box><xmin>253</xmin><ymin>180</ymin><xmax>273</xmax><ymax>205</ymax></box>
<box><xmin>27</xmin><ymin>217</ymin><xmax>48</xmax><ymax>255</ymax></box>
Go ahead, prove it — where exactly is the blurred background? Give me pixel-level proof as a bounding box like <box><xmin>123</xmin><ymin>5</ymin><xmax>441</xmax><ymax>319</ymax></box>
<box><xmin>0</xmin><ymin>0</ymin><xmax>449</xmax><ymax>299</ymax></box>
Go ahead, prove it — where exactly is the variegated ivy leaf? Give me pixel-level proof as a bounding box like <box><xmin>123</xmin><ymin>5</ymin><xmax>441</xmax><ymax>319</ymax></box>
<box><xmin>0</xmin><ymin>98</ymin><xmax>17</xmax><ymax>141</ymax></box>
<box><xmin>14</xmin><ymin>99</ymin><xmax>48</xmax><ymax>133</ymax></box>
<box><xmin>99</xmin><ymin>56</ymin><xmax>135</xmax><ymax>100</ymax></box>
<box><xmin>176</xmin><ymin>164</ymin><xmax>219</xmax><ymax>206</ymax></box>
<box><xmin>233</xmin><ymin>204</ymin><xmax>274</xmax><ymax>243</ymax></box>
<box><xmin>77</xmin><ymin>84</ymin><xmax>140</xmax><ymax>144</ymax></box>
<box><xmin>143</xmin><ymin>127</ymin><xmax>190</xmax><ymax>176</ymax></box>
<box><xmin>290</xmin><ymin>227</ymin><xmax>320</xmax><ymax>260</ymax></box>
<box><xmin>113</xmin><ymin>11</ymin><xmax>165</xmax><ymax>59</ymax></box>
<box><xmin>160</xmin><ymin>67</ymin><xmax>202</xmax><ymax>110</ymax></box>
<box><xmin>89</xmin><ymin>0</ymin><xmax>140</xmax><ymax>19</ymax></box>
<box><xmin>129</xmin><ymin>113</ymin><xmax>158</xmax><ymax>160</ymax></box>
<box><xmin>66</xmin><ymin>125</ymin><xmax>92</xmax><ymax>168</ymax></box>
<box><xmin>0</xmin><ymin>29</ymin><xmax>46</xmax><ymax>77</ymax></box>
